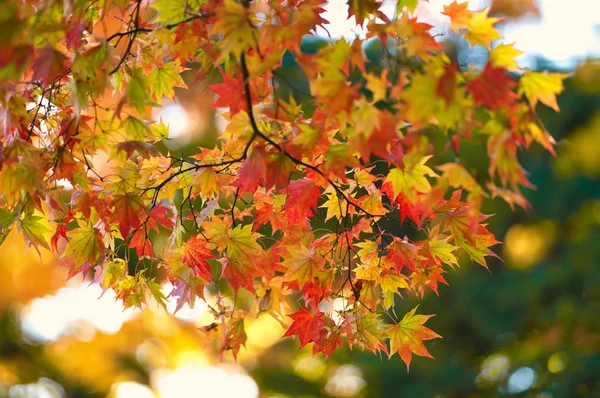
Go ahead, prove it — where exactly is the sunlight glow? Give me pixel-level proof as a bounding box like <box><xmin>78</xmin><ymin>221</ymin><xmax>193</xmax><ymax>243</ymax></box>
<box><xmin>112</xmin><ymin>382</ymin><xmax>154</xmax><ymax>398</ymax></box>
<box><xmin>161</xmin><ymin>282</ymin><xmax>210</xmax><ymax>323</ymax></box>
<box><xmin>20</xmin><ymin>282</ymin><xmax>139</xmax><ymax>342</ymax></box>
<box><xmin>153</xmin><ymin>365</ymin><xmax>259</xmax><ymax>398</ymax></box>
<box><xmin>8</xmin><ymin>378</ymin><xmax>65</xmax><ymax>398</ymax></box>
<box><xmin>155</xmin><ymin>103</ymin><xmax>192</xmax><ymax>148</ymax></box>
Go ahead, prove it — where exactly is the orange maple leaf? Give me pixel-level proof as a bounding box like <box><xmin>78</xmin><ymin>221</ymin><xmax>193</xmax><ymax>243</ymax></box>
<box><xmin>386</xmin><ymin>306</ymin><xmax>441</xmax><ymax>370</ymax></box>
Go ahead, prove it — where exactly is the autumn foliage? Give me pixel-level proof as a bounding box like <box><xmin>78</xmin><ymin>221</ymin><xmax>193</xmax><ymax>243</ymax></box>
<box><xmin>0</xmin><ymin>0</ymin><xmax>565</xmax><ymax>369</ymax></box>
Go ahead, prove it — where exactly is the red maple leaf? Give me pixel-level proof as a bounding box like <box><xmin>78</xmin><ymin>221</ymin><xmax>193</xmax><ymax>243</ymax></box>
<box><xmin>283</xmin><ymin>177</ymin><xmax>322</xmax><ymax>228</ymax></box>
<box><xmin>466</xmin><ymin>63</ymin><xmax>517</xmax><ymax>110</ymax></box>
<box><xmin>210</xmin><ymin>73</ymin><xmax>247</xmax><ymax>115</ymax></box>
<box><xmin>148</xmin><ymin>204</ymin><xmax>175</xmax><ymax>230</ymax></box>
<box><xmin>436</xmin><ymin>59</ymin><xmax>459</xmax><ymax>106</ymax></box>
<box><xmin>233</xmin><ymin>146</ymin><xmax>267</xmax><ymax>193</ymax></box>
<box><xmin>32</xmin><ymin>46</ymin><xmax>69</xmax><ymax>85</ymax></box>
<box><xmin>385</xmin><ymin>237</ymin><xmax>420</xmax><ymax>272</ymax></box>
<box><xmin>313</xmin><ymin>329</ymin><xmax>344</xmax><ymax>358</ymax></box>
<box><xmin>131</xmin><ymin>228</ymin><xmax>153</xmax><ymax>258</ymax></box>
<box><xmin>181</xmin><ymin>235</ymin><xmax>216</xmax><ymax>281</ymax></box>
<box><xmin>111</xmin><ymin>193</ymin><xmax>145</xmax><ymax>238</ymax></box>
<box><xmin>283</xmin><ymin>307</ymin><xmax>326</xmax><ymax>348</ymax></box>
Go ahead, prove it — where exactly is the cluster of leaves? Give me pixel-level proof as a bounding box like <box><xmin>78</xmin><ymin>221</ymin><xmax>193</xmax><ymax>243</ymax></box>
<box><xmin>0</xmin><ymin>0</ymin><xmax>565</xmax><ymax>368</ymax></box>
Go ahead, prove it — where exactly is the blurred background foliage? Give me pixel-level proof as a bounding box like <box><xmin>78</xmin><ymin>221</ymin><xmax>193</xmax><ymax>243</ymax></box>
<box><xmin>1</xmin><ymin>0</ymin><xmax>599</xmax><ymax>397</ymax></box>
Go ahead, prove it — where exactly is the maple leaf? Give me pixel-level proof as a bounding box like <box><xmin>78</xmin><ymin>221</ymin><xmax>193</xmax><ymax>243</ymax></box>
<box><xmin>347</xmin><ymin>0</ymin><xmax>382</xmax><ymax>25</ymax></box>
<box><xmin>283</xmin><ymin>307</ymin><xmax>326</xmax><ymax>349</ymax></box>
<box><xmin>283</xmin><ymin>178</ymin><xmax>322</xmax><ymax>228</ymax></box>
<box><xmin>396</xmin><ymin>0</ymin><xmax>419</xmax><ymax>14</ymax></box>
<box><xmin>427</xmin><ymin>236</ymin><xmax>459</xmax><ymax>267</ymax></box>
<box><xmin>313</xmin><ymin>329</ymin><xmax>344</xmax><ymax>359</ymax></box>
<box><xmin>126</xmin><ymin>68</ymin><xmax>151</xmax><ymax>113</ymax></box>
<box><xmin>111</xmin><ymin>193</ymin><xmax>145</xmax><ymax>238</ymax></box>
<box><xmin>382</xmin><ymin>156</ymin><xmax>438</xmax><ymax>203</ymax></box>
<box><xmin>365</xmin><ymin>70</ymin><xmax>389</xmax><ymax>103</ymax></box>
<box><xmin>213</xmin><ymin>0</ymin><xmax>258</xmax><ymax>61</ymax></box>
<box><xmin>148</xmin><ymin>205</ymin><xmax>175</xmax><ymax>230</ymax></box>
<box><xmin>380</xmin><ymin>270</ymin><xmax>410</xmax><ymax>309</ymax></box>
<box><xmin>390</xmin><ymin>16</ymin><xmax>440</xmax><ymax>59</ymax></box>
<box><xmin>349</xmin><ymin>313</ymin><xmax>388</xmax><ymax>356</ymax></box>
<box><xmin>152</xmin><ymin>0</ymin><xmax>188</xmax><ymax>24</ymax></box>
<box><xmin>94</xmin><ymin>259</ymin><xmax>127</xmax><ymax>292</ymax></box>
<box><xmin>264</xmin><ymin>152</ymin><xmax>297</xmax><ymax>190</ymax></box>
<box><xmin>518</xmin><ymin>71</ymin><xmax>566</xmax><ymax>111</ymax></box>
<box><xmin>63</xmin><ymin>225</ymin><xmax>105</xmax><ymax>267</ymax></box>
<box><xmin>181</xmin><ymin>235</ymin><xmax>216</xmax><ymax>281</ymax></box>
<box><xmin>225</xmin><ymin>312</ymin><xmax>247</xmax><ymax>359</ymax></box>
<box><xmin>233</xmin><ymin>146</ymin><xmax>267</xmax><ymax>193</ymax></box>
<box><xmin>445</xmin><ymin>207</ymin><xmax>500</xmax><ymax>269</ymax></box>
<box><xmin>385</xmin><ymin>237</ymin><xmax>421</xmax><ymax>271</ymax></box>
<box><xmin>490</xmin><ymin>43</ymin><xmax>523</xmax><ymax>71</ymax></box>
<box><xmin>442</xmin><ymin>1</ymin><xmax>474</xmax><ymax>31</ymax></box>
<box><xmin>464</xmin><ymin>9</ymin><xmax>502</xmax><ymax>48</ymax></box>
<box><xmin>487</xmin><ymin>182</ymin><xmax>531</xmax><ymax>211</ymax></box>
<box><xmin>436</xmin><ymin>163</ymin><xmax>480</xmax><ymax>192</ymax></box>
<box><xmin>210</xmin><ymin>73</ymin><xmax>247</xmax><ymax>115</ymax></box>
<box><xmin>131</xmin><ymin>228</ymin><xmax>153</xmax><ymax>258</ymax></box>
<box><xmin>0</xmin><ymin>0</ymin><xmax>565</xmax><ymax>364</ymax></box>
<box><xmin>321</xmin><ymin>188</ymin><xmax>352</xmax><ymax>222</ymax></box>
<box><xmin>466</xmin><ymin>63</ymin><xmax>518</xmax><ymax>110</ymax></box>
<box><xmin>225</xmin><ymin>224</ymin><xmax>265</xmax><ymax>279</ymax></box>
<box><xmin>19</xmin><ymin>215</ymin><xmax>51</xmax><ymax>256</ymax></box>
<box><xmin>148</xmin><ymin>62</ymin><xmax>187</xmax><ymax>101</ymax></box>
<box><xmin>32</xmin><ymin>46</ymin><xmax>68</xmax><ymax>85</ymax></box>
<box><xmin>436</xmin><ymin>59</ymin><xmax>459</xmax><ymax>106</ymax></box>
<box><xmin>117</xmin><ymin>141</ymin><xmax>159</xmax><ymax>159</ymax></box>
<box><xmin>410</xmin><ymin>267</ymin><xmax>449</xmax><ymax>296</ymax></box>
<box><xmin>282</xmin><ymin>244</ymin><xmax>325</xmax><ymax>288</ymax></box>
<box><xmin>386</xmin><ymin>306</ymin><xmax>441</xmax><ymax>370</ymax></box>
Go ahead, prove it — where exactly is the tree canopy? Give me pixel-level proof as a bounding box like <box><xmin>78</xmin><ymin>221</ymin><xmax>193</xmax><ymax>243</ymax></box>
<box><xmin>0</xmin><ymin>0</ymin><xmax>566</xmax><ymax>367</ymax></box>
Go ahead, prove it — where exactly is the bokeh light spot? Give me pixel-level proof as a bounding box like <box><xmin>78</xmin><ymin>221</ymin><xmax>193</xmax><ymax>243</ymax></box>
<box><xmin>475</xmin><ymin>354</ymin><xmax>510</xmax><ymax>386</ymax></box>
<box><xmin>324</xmin><ymin>364</ymin><xmax>366</xmax><ymax>397</ymax></box>
<box><xmin>507</xmin><ymin>366</ymin><xmax>536</xmax><ymax>394</ymax></box>
<box><xmin>294</xmin><ymin>355</ymin><xmax>326</xmax><ymax>382</ymax></box>
<box><xmin>547</xmin><ymin>352</ymin><xmax>568</xmax><ymax>373</ymax></box>
<box><xmin>504</xmin><ymin>220</ymin><xmax>557</xmax><ymax>269</ymax></box>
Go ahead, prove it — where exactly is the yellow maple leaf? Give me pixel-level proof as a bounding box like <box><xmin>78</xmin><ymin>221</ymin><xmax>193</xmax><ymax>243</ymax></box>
<box><xmin>380</xmin><ymin>272</ymin><xmax>409</xmax><ymax>309</ymax></box>
<box><xmin>282</xmin><ymin>244</ymin><xmax>325</xmax><ymax>288</ymax></box>
<box><xmin>427</xmin><ymin>237</ymin><xmax>459</xmax><ymax>267</ymax></box>
<box><xmin>320</xmin><ymin>188</ymin><xmax>352</xmax><ymax>221</ymax></box>
<box><xmin>192</xmin><ymin>168</ymin><xmax>219</xmax><ymax>200</ymax></box>
<box><xmin>212</xmin><ymin>0</ymin><xmax>258</xmax><ymax>61</ymax></box>
<box><xmin>490</xmin><ymin>43</ymin><xmax>522</xmax><ymax>71</ymax></box>
<box><xmin>383</xmin><ymin>156</ymin><xmax>438</xmax><ymax>202</ymax></box>
<box><xmin>365</xmin><ymin>70</ymin><xmax>388</xmax><ymax>103</ymax></box>
<box><xmin>465</xmin><ymin>9</ymin><xmax>502</xmax><ymax>48</ymax></box>
<box><xmin>518</xmin><ymin>71</ymin><xmax>567</xmax><ymax>111</ymax></box>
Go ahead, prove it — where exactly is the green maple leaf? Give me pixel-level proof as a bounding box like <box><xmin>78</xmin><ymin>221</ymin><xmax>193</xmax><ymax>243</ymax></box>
<box><xmin>19</xmin><ymin>215</ymin><xmax>51</xmax><ymax>254</ymax></box>
<box><xmin>64</xmin><ymin>225</ymin><xmax>105</xmax><ymax>266</ymax></box>
<box><xmin>148</xmin><ymin>63</ymin><xmax>187</xmax><ymax>101</ymax></box>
